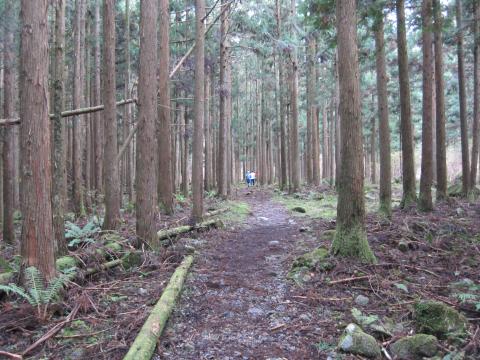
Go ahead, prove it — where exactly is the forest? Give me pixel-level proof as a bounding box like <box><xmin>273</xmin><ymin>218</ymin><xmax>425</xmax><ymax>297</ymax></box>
<box><xmin>0</xmin><ymin>0</ymin><xmax>479</xmax><ymax>358</ymax></box>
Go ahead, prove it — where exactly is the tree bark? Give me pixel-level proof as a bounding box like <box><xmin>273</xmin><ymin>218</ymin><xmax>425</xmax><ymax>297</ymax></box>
<box><xmin>158</xmin><ymin>0</ymin><xmax>174</xmax><ymax>215</ymax></box>
<box><xmin>217</xmin><ymin>0</ymin><xmax>230</xmax><ymax>198</ymax></box>
<box><xmin>396</xmin><ymin>0</ymin><xmax>416</xmax><ymax>207</ymax></box>
<box><xmin>276</xmin><ymin>1</ymin><xmax>288</xmax><ymax>190</ymax></box>
<box><xmin>2</xmin><ymin>0</ymin><xmax>15</xmax><ymax>244</ymax></box>
<box><xmin>374</xmin><ymin>14</ymin><xmax>392</xmax><ymax>217</ymax></box>
<box><xmin>433</xmin><ymin>0</ymin><xmax>447</xmax><ymax>200</ymax></box>
<box><xmin>136</xmin><ymin>0</ymin><xmax>159</xmax><ymax>247</ymax></box>
<box><xmin>472</xmin><ymin>0</ymin><xmax>480</xmax><ymax>187</ymax></box>
<box><xmin>288</xmin><ymin>0</ymin><xmax>300</xmax><ymax>193</ymax></box>
<box><xmin>102</xmin><ymin>0</ymin><xmax>121</xmax><ymax>230</ymax></box>
<box><xmin>124</xmin><ymin>0</ymin><xmax>133</xmax><ymax>203</ymax></box>
<box><xmin>306</xmin><ymin>33</ymin><xmax>316</xmax><ymax>185</ymax></box>
<box><xmin>332</xmin><ymin>0</ymin><xmax>375</xmax><ymax>263</ymax></box>
<box><xmin>19</xmin><ymin>0</ymin><xmax>56</xmax><ymax>280</ymax></box>
<box><xmin>456</xmin><ymin>0</ymin><xmax>470</xmax><ymax>195</ymax></box>
<box><xmin>191</xmin><ymin>0</ymin><xmax>205</xmax><ymax>223</ymax></box>
<box><xmin>93</xmin><ymin>0</ymin><xmax>103</xmax><ymax>196</ymax></box>
<box><xmin>370</xmin><ymin>97</ymin><xmax>376</xmax><ymax>185</ymax></box>
<box><xmin>73</xmin><ymin>0</ymin><xmax>86</xmax><ymax>216</ymax></box>
<box><xmin>52</xmin><ymin>0</ymin><xmax>68</xmax><ymax>255</ymax></box>
<box><xmin>419</xmin><ymin>0</ymin><xmax>434</xmax><ymax>212</ymax></box>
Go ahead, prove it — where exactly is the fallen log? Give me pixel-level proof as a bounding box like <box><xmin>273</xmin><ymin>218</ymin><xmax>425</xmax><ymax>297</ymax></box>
<box><xmin>157</xmin><ymin>218</ymin><xmax>223</xmax><ymax>241</ymax></box>
<box><xmin>204</xmin><ymin>208</ymin><xmax>229</xmax><ymax>217</ymax></box>
<box><xmin>123</xmin><ymin>255</ymin><xmax>194</xmax><ymax>360</ymax></box>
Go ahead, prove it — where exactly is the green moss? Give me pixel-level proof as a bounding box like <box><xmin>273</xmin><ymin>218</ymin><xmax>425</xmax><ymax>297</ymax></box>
<box><xmin>288</xmin><ymin>247</ymin><xmax>334</xmax><ymax>283</ymax></box>
<box><xmin>401</xmin><ymin>192</ymin><xmax>417</xmax><ymax>208</ymax></box>
<box><xmin>218</xmin><ymin>201</ymin><xmax>250</xmax><ymax>224</ymax></box>
<box><xmin>56</xmin><ymin>256</ymin><xmax>78</xmax><ymax>271</ymax></box>
<box><xmin>378</xmin><ymin>199</ymin><xmax>392</xmax><ymax>219</ymax></box>
<box><xmin>331</xmin><ymin>224</ymin><xmax>376</xmax><ymax>264</ymax></box>
<box><xmin>338</xmin><ymin>323</ymin><xmax>381</xmax><ymax>358</ymax></box>
<box><xmin>274</xmin><ymin>193</ymin><xmax>338</xmax><ymax>219</ymax></box>
<box><xmin>414</xmin><ymin>301</ymin><xmax>468</xmax><ymax>339</ymax></box>
<box><xmin>390</xmin><ymin>334</ymin><xmax>438</xmax><ymax>359</ymax></box>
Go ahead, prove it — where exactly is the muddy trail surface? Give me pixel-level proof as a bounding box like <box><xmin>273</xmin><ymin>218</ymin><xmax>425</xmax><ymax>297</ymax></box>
<box><xmin>158</xmin><ymin>189</ymin><xmax>324</xmax><ymax>359</ymax></box>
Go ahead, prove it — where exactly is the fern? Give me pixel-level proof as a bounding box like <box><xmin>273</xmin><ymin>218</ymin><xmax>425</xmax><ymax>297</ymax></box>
<box><xmin>452</xmin><ymin>279</ymin><xmax>480</xmax><ymax>312</ymax></box>
<box><xmin>65</xmin><ymin>218</ymin><xmax>101</xmax><ymax>248</ymax></box>
<box><xmin>0</xmin><ymin>266</ymin><xmax>76</xmax><ymax>320</ymax></box>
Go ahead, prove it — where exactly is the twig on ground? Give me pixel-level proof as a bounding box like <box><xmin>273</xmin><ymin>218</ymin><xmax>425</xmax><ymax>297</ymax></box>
<box><xmin>329</xmin><ymin>275</ymin><xmax>371</xmax><ymax>285</ymax></box>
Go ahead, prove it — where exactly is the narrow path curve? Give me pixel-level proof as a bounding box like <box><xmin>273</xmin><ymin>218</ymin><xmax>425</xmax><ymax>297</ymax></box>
<box><xmin>158</xmin><ymin>189</ymin><xmax>323</xmax><ymax>359</ymax></box>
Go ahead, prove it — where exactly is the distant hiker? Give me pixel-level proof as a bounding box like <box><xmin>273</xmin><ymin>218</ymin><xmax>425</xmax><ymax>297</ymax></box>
<box><xmin>250</xmin><ymin>171</ymin><xmax>256</xmax><ymax>186</ymax></box>
<box><xmin>246</xmin><ymin>171</ymin><xmax>251</xmax><ymax>187</ymax></box>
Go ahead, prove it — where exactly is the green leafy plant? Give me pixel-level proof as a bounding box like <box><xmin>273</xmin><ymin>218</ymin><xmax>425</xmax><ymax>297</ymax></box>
<box><xmin>0</xmin><ymin>266</ymin><xmax>76</xmax><ymax>320</ymax></box>
<box><xmin>65</xmin><ymin>217</ymin><xmax>101</xmax><ymax>248</ymax></box>
<box><xmin>452</xmin><ymin>279</ymin><xmax>480</xmax><ymax>311</ymax></box>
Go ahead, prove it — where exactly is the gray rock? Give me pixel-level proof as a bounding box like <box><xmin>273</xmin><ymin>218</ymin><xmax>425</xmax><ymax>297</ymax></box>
<box><xmin>390</xmin><ymin>334</ymin><xmax>438</xmax><ymax>359</ymax></box>
<box><xmin>398</xmin><ymin>240</ymin><xmax>409</xmax><ymax>252</ymax></box>
<box><xmin>414</xmin><ymin>301</ymin><xmax>469</xmax><ymax>339</ymax></box>
<box><xmin>268</xmin><ymin>240</ymin><xmax>280</xmax><ymax>246</ymax></box>
<box><xmin>354</xmin><ymin>295</ymin><xmax>370</xmax><ymax>306</ymax></box>
<box><xmin>138</xmin><ymin>287</ymin><xmax>148</xmax><ymax>295</ymax></box>
<box><xmin>247</xmin><ymin>307</ymin><xmax>265</xmax><ymax>317</ymax></box>
<box><xmin>337</xmin><ymin>323</ymin><xmax>381</xmax><ymax>358</ymax></box>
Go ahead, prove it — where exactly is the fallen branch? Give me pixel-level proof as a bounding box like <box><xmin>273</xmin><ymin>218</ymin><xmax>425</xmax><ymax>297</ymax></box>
<box><xmin>22</xmin><ymin>303</ymin><xmax>80</xmax><ymax>357</ymax></box>
<box><xmin>0</xmin><ymin>98</ymin><xmax>136</xmax><ymax>126</ymax></box>
<box><xmin>157</xmin><ymin>219</ymin><xmax>222</xmax><ymax>241</ymax></box>
<box><xmin>0</xmin><ymin>350</ymin><xmax>22</xmax><ymax>360</ymax></box>
<box><xmin>123</xmin><ymin>255</ymin><xmax>194</xmax><ymax>360</ymax></box>
<box><xmin>328</xmin><ymin>275</ymin><xmax>371</xmax><ymax>285</ymax></box>
<box><xmin>116</xmin><ymin>120</ymin><xmax>141</xmax><ymax>163</ymax></box>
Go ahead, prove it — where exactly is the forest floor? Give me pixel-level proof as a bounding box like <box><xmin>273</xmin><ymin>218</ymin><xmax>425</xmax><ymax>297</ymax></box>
<box><xmin>0</xmin><ymin>185</ymin><xmax>479</xmax><ymax>359</ymax></box>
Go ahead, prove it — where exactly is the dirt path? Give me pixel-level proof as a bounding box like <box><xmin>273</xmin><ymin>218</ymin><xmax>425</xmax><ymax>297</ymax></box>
<box><xmin>158</xmin><ymin>189</ymin><xmax>323</xmax><ymax>359</ymax></box>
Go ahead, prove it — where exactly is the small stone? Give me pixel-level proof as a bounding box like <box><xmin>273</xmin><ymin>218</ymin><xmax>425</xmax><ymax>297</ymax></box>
<box><xmin>390</xmin><ymin>334</ymin><xmax>438</xmax><ymax>360</ymax></box>
<box><xmin>268</xmin><ymin>240</ymin><xmax>280</xmax><ymax>246</ymax></box>
<box><xmin>299</xmin><ymin>313</ymin><xmax>311</xmax><ymax>321</ymax></box>
<box><xmin>299</xmin><ymin>226</ymin><xmax>312</xmax><ymax>233</ymax></box>
<box><xmin>354</xmin><ymin>295</ymin><xmax>370</xmax><ymax>307</ymax></box>
<box><xmin>248</xmin><ymin>307</ymin><xmax>265</xmax><ymax>317</ymax></box>
<box><xmin>258</xmin><ymin>216</ymin><xmax>269</xmax><ymax>221</ymax></box>
<box><xmin>292</xmin><ymin>206</ymin><xmax>306</xmax><ymax>213</ymax></box>
<box><xmin>337</xmin><ymin>323</ymin><xmax>381</xmax><ymax>358</ymax></box>
<box><xmin>398</xmin><ymin>240</ymin><xmax>409</xmax><ymax>252</ymax></box>
<box><xmin>455</xmin><ymin>207</ymin><xmax>465</xmax><ymax>216</ymax></box>
<box><xmin>138</xmin><ymin>288</ymin><xmax>148</xmax><ymax>295</ymax></box>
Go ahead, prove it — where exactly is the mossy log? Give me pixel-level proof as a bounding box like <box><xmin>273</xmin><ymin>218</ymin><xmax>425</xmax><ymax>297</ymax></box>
<box><xmin>123</xmin><ymin>255</ymin><xmax>194</xmax><ymax>360</ymax></box>
<box><xmin>204</xmin><ymin>208</ymin><xmax>229</xmax><ymax>217</ymax></box>
<box><xmin>157</xmin><ymin>219</ymin><xmax>222</xmax><ymax>241</ymax></box>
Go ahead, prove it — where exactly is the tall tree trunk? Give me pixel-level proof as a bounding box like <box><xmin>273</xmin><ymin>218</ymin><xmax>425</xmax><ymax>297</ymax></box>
<box><xmin>433</xmin><ymin>0</ymin><xmax>447</xmax><ymax>200</ymax></box>
<box><xmin>289</xmin><ymin>0</ymin><xmax>300</xmax><ymax>193</ymax></box>
<box><xmin>181</xmin><ymin>98</ymin><xmax>188</xmax><ymax>198</ymax></box>
<box><xmin>306</xmin><ymin>33</ymin><xmax>315</xmax><ymax>185</ymax></box>
<box><xmin>419</xmin><ymin>0</ymin><xmax>434</xmax><ymax>212</ymax></box>
<box><xmin>158</xmin><ymin>0</ymin><xmax>174</xmax><ymax>214</ymax></box>
<box><xmin>472</xmin><ymin>0</ymin><xmax>480</xmax><ymax>186</ymax></box>
<box><xmin>218</xmin><ymin>0</ymin><xmax>230</xmax><ymax>198</ymax></box>
<box><xmin>73</xmin><ymin>0</ymin><xmax>86</xmax><ymax>216</ymax></box>
<box><xmin>374</xmin><ymin>14</ymin><xmax>392</xmax><ymax>217</ymax></box>
<box><xmin>2</xmin><ymin>0</ymin><xmax>15</xmax><ymax>244</ymax></box>
<box><xmin>276</xmin><ymin>0</ymin><xmax>288</xmax><ymax>190</ymax></box>
<box><xmin>136</xmin><ymin>0</ymin><xmax>158</xmax><ymax>246</ymax></box>
<box><xmin>19</xmin><ymin>0</ymin><xmax>56</xmax><ymax>280</ymax></box>
<box><xmin>322</xmin><ymin>103</ymin><xmax>327</xmax><ymax>179</ymax></box>
<box><xmin>93</xmin><ymin>0</ymin><xmax>103</xmax><ymax>197</ymax></box>
<box><xmin>332</xmin><ymin>0</ymin><xmax>375</xmax><ymax>263</ymax></box>
<box><xmin>52</xmin><ymin>0</ymin><xmax>67</xmax><ymax>255</ymax></box>
<box><xmin>370</xmin><ymin>95</ymin><xmax>376</xmax><ymax>184</ymax></box>
<box><xmin>191</xmin><ymin>0</ymin><xmax>205</xmax><ymax>223</ymax></box>
<box><xmin>334</xmin><ymin>56</ymin><xmax>341</xmax><ymax>188</ymax></box>
<box><xmin>102</xmin><ymin>0</ymin><xmax>121</xmax><ymax>229</ymax></box>
<box><xmin>396</xmin><ymin>0</ymin><xmax>416</xmax><ymax>207</ymax></box>
<box><xmin>204</xmin><ymin>72</ymin><xmax>212</xmax><ymax>191</ymax></box>
<box><xmin>124</xmin><ymin>0</ymin><xmax>133</xmax><ymax>203</ymax></box>
<box><xmin>456</xmin><ymin>0</ymin><xmax>470</xmax><ymax>195</ymax></box>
